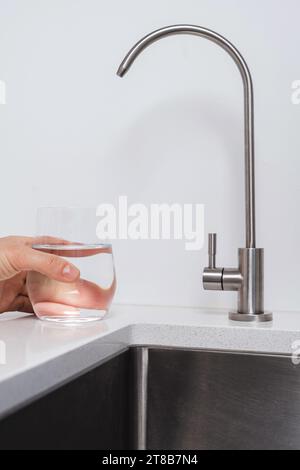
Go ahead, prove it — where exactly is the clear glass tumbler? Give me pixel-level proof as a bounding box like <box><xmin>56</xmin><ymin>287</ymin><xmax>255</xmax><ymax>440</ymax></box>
<box><xmin>27</xmin><ymin>207</ymin><xmax>116</xmax><ymax>324</ymax></box>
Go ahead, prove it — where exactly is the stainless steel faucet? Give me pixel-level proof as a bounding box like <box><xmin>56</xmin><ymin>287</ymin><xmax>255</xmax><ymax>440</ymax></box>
<box><xmin>117</xmin><ymin>24</ymin><xmax>272</xmax><ymax>322</ymax></box>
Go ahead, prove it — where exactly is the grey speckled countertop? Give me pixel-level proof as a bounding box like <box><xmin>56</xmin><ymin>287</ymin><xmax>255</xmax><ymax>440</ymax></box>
<box><xmin>0</xmin><ymin>304</ymin><xmax>300</xmax><ymax>418</ymax></box>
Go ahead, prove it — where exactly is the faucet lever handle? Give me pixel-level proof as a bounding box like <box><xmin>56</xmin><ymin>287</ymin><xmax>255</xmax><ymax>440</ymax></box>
<box><xmin>203</xmin><ymin>233</ymin><xmax>222</xmax><ymax>291</ymax></box>
<box><xmin>208</xmin><ymin>233</ymin><xmax>217</xmax><ymax>269</ymax></box>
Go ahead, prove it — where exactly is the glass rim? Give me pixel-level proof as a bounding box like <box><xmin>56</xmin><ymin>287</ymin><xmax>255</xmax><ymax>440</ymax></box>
<box><xmin>32</xmin><ymin>242</ymin><xmax>112</xmax><ymax>249</ymax></box>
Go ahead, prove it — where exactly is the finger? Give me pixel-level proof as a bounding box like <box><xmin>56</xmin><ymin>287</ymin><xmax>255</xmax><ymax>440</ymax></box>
<box><xmin>4</xmin><ymin>236</ymin><xmax>34</xmax><ymax>246</ymax></box>
<box><xmin>21</xmin><ymin>278</ymin><xmax>28</xmax><ymax>295</ymax></box>
<box><xmin>7</xmin><ymin>295</ymin><xmax>34</xmax><ymax>314</ymax></box>
<box><xmin>11</xmin><ymin>247</ymin><xmax>80</xmax><ymax>282</ymax></box>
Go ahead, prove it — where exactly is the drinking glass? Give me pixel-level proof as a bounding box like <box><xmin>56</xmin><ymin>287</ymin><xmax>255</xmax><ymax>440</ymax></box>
<box><xmin>27</xmin><ymin>207</ymin><xmax>116</xmax><ymax>324</ymax></box>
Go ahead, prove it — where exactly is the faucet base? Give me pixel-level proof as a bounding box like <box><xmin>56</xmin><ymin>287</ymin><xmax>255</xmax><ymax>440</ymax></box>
<box><xmin>229</xmin><ymin>311</ymin><xmax>273</xmax><ymax>323</ymax></box>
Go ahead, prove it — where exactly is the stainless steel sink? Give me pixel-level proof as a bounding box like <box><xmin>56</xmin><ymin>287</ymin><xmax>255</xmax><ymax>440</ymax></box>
<box><xmin>1</xmin><ymin>347</ymin><xmax>300</xmax><ymax>450</ymax></box>
<box><xmin>143</xmin><ymin>348</ymin><xmax>300</xmax><ymax>450</ymax></box>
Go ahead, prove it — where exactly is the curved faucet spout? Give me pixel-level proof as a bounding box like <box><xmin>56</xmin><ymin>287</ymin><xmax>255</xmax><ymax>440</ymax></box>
<box><xmin>117</xmin><ymin>24</ymin><xmax>256</xmax><ymax>248</ymax></box>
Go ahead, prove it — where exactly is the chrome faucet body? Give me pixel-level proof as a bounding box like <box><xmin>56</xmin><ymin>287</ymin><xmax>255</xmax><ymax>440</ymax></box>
<box><xmin>117</xmin><ymin>24</ymin><xmax>272</xmax><ymax>322</ymax></box>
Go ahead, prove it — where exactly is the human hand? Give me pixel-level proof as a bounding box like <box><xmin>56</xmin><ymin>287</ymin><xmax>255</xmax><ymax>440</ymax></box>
<box><xmin>0</xmin><ymin>236</ymin><xmax>80</xmax><ymax>313</ymax></box>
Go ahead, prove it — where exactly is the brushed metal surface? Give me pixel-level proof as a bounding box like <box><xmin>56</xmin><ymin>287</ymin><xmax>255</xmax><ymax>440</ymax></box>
<box><xmin>147</xmin><ymin>348</ymin><xmax>300</xmax><ymax>450</ymax></box>
<box><xmin>130</xmin><ymin>347</ymin><xmax>149</xmax><ymax>450</ymax></box>
<box><xmin>0</xmin><ymin>351</ymin><xmax>132</xmax><ymax>450</ymax></box>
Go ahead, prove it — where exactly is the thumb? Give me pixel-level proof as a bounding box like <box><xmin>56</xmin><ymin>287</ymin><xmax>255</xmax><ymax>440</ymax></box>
<box><xmin>11</xmin><ymin>247</ymin><xmax>80</xmax><ymax>282</ymax></box>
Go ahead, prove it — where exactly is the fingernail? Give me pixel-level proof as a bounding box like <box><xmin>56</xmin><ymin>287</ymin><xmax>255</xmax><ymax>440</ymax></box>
<box><xmin>62</xmin><ymin>264</ymin><xmax>79</xmax><ymax>280</ymax></box>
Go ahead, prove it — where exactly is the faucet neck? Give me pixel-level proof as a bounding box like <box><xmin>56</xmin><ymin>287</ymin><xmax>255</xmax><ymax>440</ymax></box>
<box><xmin>117</xmin><ymin>24</ymin><xmax>256</xmax><ymax>248</ymax></box>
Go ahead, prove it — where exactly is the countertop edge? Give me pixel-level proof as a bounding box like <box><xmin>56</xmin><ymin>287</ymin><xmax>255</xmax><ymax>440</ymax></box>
<box><xmin>1</xmin><ymin>305</ymin><xmax>300</xmax><ymax>418</ymax></box>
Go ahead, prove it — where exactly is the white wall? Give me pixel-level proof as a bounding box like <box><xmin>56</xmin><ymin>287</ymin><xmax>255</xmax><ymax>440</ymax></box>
<box><xmin>0</xmin><ymin>0</ymin><xmax>299</xmax><ymax>312</ymax></box>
